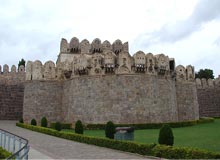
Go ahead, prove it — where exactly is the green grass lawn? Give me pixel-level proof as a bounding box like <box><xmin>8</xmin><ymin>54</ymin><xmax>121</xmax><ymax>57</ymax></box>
<box><xmin>63</xmin><ymin>119</ymin><xmax>220</xmax><ymax>153</ymax></box>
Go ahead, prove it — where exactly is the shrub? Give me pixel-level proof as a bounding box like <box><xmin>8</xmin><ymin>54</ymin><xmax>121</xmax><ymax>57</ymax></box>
<box><xmin>0</xmin><ymin>147</ymin><xmax>12</xmax><ymax>159</ymax></box>
<box><xmin>61</xmin><ymin>123</ymin><xmax>72</xmax><ymax>129</ymax></box>
<box><xmin>105</xmin><ymin>121</ymin><xmax>115</xmax><ymax>139</ymax></box>
<box><xmin>50</xmin><ymin>123</ymin><xmax>71</xmax><ymax>129</ymax></box>
<box><xmin>85</xmin><ymin>118</ymin><xmax>213</xmax><ymax>130</ymax></box>
<box><xmin>19</xmin><ymin>118</ymin><xmax>23</xmax><ymax>123</ymax></box>
<box><xmin>41</xmin><ymin>117</ymin><xmax>48</xmax><ymax>127</ymax></box>
<box><xmin>197</xmin><ymin>117</ymin><xmax>214</xmax><ymax>124</ymax></box>
<box><xmin>158</xmin><ymin>124</ymin><xmax>174</xmax><ymax>146</ymax></box>
<box><xmin>31</xmin><ymin>119</ymin><xmax>37</xmax><ymax>126</ymax></box>
<box><xmin>16</xmin><ymin>122</ymin><xmax>220</xmax><ymax>159</ymax></box>
<box><xmin>54</xmin><ymin>122</ymin><xmax>62</xmax><ymax>131</ymax></box>
<box><xmin>75</xmin><ymin>120</ymin><xmax>83</xmax><ymax>134</ymax></box>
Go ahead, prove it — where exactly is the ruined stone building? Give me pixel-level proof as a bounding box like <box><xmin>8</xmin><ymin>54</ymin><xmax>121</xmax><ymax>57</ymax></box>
<box><xmin>0</xmin><ymin>37</ymin><xmax>219</xmax><ymax>124</ymax></box>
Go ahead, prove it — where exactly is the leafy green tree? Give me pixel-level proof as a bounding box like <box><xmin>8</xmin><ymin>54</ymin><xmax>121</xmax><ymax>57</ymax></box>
<box><xmin>158</xmin><ymin>124</ymin><xmax>174</xmax><ymax>146</ymax></box>
<box><xmin>195</xmin><ymin>69</ymin><xmax>214</xmax><ymax>79</ymax></box>
<box><xmin>105</xmin><ymin>121</ymin><xmax>115</xmax><ymax>139</ymax></box>
<box><xmin>75</xmin><ymin>120</ymin><xmax>84</xmax><ymax>134</ymax></box>
<box><xmin>18</xmin><ymin>58</ymin><xmax>26</xmax><ymax>68</ymax></box>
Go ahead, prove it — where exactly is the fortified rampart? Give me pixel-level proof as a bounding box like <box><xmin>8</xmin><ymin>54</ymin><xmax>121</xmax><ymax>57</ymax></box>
<box><xmin>0</xmin><ymin>65</ymin><xmax>25</xmax><ymax>120</ymax></box>
<box><xmin>22</xmin><ymin>37</ymin><xmax>199</xmax><ymax>124</ymax></box>
<box><xmin>196</xmin><ymin>77</ymin><xmax>220</xmax><ymax>117</ymax></box>
<box><xmin>2</xmin><ymin>37</ymin><xmax>219</xmax><ymax>123</ymax></box>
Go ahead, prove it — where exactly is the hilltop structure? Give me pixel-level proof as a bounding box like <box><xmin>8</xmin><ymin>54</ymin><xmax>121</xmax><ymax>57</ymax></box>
<box><xmin>1</xmin><ymin>37</ymin><xmax>219</xmax><ymax>124</ymax></box>
<box><xmin>22</xmin><ymin>37</ymin><xmax>199</xmax><ymax>124</ymax></box>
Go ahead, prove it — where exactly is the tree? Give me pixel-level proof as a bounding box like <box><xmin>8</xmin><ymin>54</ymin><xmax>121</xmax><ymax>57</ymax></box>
<box><xmin>105</xmin><ymin>121</ymin><xmax>115</xmax><ymax>139</ymax></box>
<box><xmin>195</xmin><ymin>69</ymin><xmax>214</xmax><ymax>79</ymax></box>
<box><xmin>158</xmin><ymin>124</ymin><xmax>174</xmax><ymax>146</ymax></box>
<box><xmin>75</xmin><ymin>120</ymin><xmax>84</xmax><ymax>134</ymax></box>
<box><xmin>18</xmin><ymin>58</ymin><xmax>26</xmax><ymax>68</ymax></box>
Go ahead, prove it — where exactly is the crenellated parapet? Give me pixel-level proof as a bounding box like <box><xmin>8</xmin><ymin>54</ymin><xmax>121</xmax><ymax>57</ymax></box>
<box><xmin>196</xmin><ymin>75</ymin><xmax>220</xmax><ymax>89</ymax></box>
<box><xmin>0</xmin><ymin>64</ymin><xmax>25</xmax><ymax>84</ymax></box>
<box><xmin>26</xmin><ymin>37</ymin><xmax>196</xmax><ymax>81</ymax></box>
<box><xmin>26</xmin><ymin>60</ymin><xmax>57</xmax><ymax>80</ymax></box>
<box><xmin>175</xmin><ymin>65</ymin><xmax>195</xmax><ymax>82</ymax></box>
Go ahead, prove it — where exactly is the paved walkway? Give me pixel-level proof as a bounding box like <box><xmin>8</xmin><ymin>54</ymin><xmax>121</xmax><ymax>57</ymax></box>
<box><xmin>0</xmin><ymin>121</ymin><xmax>156</xmax><ymax>159</ymax></box>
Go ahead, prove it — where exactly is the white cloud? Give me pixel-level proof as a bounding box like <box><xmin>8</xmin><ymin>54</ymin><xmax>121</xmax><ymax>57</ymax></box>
<box><xmin>0</xmin><ymin>0</ymin><xmax>219</xmax><ymax>77</ymax></box>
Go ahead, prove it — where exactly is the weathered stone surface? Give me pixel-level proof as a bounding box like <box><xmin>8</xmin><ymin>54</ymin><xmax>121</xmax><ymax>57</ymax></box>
<box><xmin>5</xmin><ymin>37</ymin><xmax>219</xmax><ymax>124</ymax></box>
<box><xmin>23</xmin><ymin>74</ymin><xmax>199</xmax><ymax>124</ymax></box>
<box><xmin>0</xmin><ymin>67</ymin><xmax>25</xmax><ymax>120</ymax></box>
<box><xmin>176</xmin><ymin>82</ymin><xmax>199</xmax><ymax>121</ymax></box>
<box><xmin>23</xmin><ymin>81</ymin><xmax>63</xmax><ymax>124</ymax></box>
<box><xmin>43</xmin><ymin>61</ymin><xmax>56</xmax><ymax>80</ymax></box>
<box><xmin>0</xmin><ymin>84</ymin><xmax>24</xmax><ymax>120</ymax></box>
<box><xmin>197</xmin><ymin>77</ymin><xmax>220</xmax><ymax>117</ymax></box>
<box><xmin>176</xmin><ymin>65</ymin><xmax>186</xmax><ymax>81</ymax></box>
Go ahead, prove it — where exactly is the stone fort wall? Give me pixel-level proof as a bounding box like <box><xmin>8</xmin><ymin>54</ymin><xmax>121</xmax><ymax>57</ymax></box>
<box><xmin>2</xmin><ymin>36</ymin><xmax>219</xmax><ymax>123</ymax></box>
<box><xmin>0</xmin><ymin>64</ymin><xmax>25</xmax><ymax>120</ymax></box>
<box><xmin>23</xmin><ymin>69</ymin><xmax>199</xmax><ymax>124</ymax></box>
<box><xmin>196</xmin><ymin>77</ymin><xmax>220</xmax><ymax>117</ymax></box>
<box><xmin>22</xmin><ymin>37</ymin><xmax>200</xmax><ymax>124</ymax></box>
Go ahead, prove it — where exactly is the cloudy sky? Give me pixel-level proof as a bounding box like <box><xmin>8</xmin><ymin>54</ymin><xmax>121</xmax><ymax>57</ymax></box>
<box><xmin>0</xmin><ymin>0</ymin><xmax>220</xmax><ymax>77</ymax></box>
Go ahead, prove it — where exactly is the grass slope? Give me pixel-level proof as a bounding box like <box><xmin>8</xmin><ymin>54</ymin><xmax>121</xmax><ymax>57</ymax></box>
<box><xmin>63</xmin><ymin>119</ymin><xmax>220</xmax><ymax>153</ymax></box>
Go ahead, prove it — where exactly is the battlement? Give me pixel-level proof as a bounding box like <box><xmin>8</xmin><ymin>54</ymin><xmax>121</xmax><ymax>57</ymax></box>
<box><xmin>25</xmin><ymin>37</ymin><xmax>195</xmax><ymax>82</ymax></box>
<box><xmin>196</xmin><ymin>76</ymin><xmax>220</xmax><ymax>89</ymax></box>
<box><xmin>59</xmin><ymin>37</ymin><xmax>129</xmax><ymax>55</ymax></box>
<box><xmin>0</xmin><ymin>64</ymin><xmax>25</xmax><ymax>85</ymax></box>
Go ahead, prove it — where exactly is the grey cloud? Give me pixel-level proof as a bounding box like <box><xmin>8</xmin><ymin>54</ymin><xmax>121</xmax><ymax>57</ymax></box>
<box><xmin>138</xmin><ymin>0</ymin><xmax>220</xmax><ymax>47</ymax></box>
